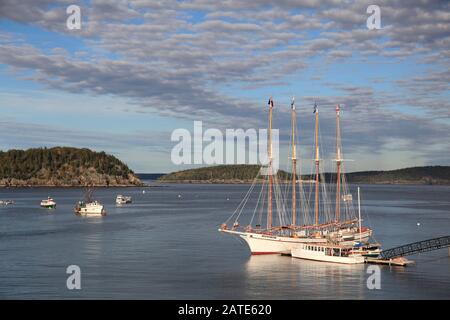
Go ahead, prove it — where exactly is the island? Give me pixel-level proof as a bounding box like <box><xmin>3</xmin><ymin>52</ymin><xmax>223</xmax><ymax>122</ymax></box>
<box><xmin>0</xmin><ymin>147</ymin><xmax>143</xmax><ymax>187</ymax></box>
<box><xmin>158</xmin><ymin>165</ymin><xmax>289</xmax><ymax>183</ymax></box>
<box><xmin>158</xmin><ymin>165</ymin><xmax>450</xmax><ymax>185</ymax></box>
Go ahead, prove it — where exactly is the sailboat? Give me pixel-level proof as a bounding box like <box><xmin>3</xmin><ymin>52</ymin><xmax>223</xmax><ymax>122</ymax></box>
<box><xmin>219</xmin><ymin>98</ymin><xmax>375</xmax><ymax>255</ymax></box>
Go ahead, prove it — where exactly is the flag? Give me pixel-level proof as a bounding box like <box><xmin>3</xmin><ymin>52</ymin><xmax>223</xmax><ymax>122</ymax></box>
<box><xmin>336</xmin><ymin>104</ymin><xmax>340</xmax><ymax>114</ymax></box>
<box><xmin>291</xmin><ymin>97</ymin><xmax>295</xmax><ymax>110</ymax></box>
<box><xmin>313</xmin><ymin>103</ymin><xmax>318</xmax><ymax>113</ymax></box>
<box><xmin>268</xmin><ymin>97</ymin><xmax>274</xmax><ymax>108</ymax></box>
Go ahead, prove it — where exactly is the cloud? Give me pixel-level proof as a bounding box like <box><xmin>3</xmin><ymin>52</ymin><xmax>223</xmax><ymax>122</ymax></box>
<box><xmin>0</xmin><ymin>0</ymin><xmax>449</xmax><ymax>171</ymax></box>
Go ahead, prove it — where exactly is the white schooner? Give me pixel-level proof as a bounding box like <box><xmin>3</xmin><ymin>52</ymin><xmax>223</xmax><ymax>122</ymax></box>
<box><xmin>219</xmin><ymin>97</ymin><xmax>375</xmax><ymax>256</ymax></box>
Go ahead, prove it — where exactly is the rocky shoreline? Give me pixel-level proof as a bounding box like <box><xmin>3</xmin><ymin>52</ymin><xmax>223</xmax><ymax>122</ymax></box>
<box><xmin>0</xmin><ymin>173</ymin><xmax>144</xmax><ymax>187</ymax></box>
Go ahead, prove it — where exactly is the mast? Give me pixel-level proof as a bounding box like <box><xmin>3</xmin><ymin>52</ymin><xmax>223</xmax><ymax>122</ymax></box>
<box><xmin>314</xmin><ymin>103</ymin><xmax>319</xmax><ymax>226</ymax></box>
<box><xmin>267</xmin><ymin>97</ymin><xmax>274</xmax><ymax>230</ymax></box>
<box><xmin>335</xmin><ymin>104</ymin><xmax>342</xmax><ymax>222</ymax></box>
<box><xmin>291</xmin><ymin>97</ymin><xmax>297</xmax><ymax>227</ymax></box>
<box><xmin>358</xmin><ymin>187</ymin><xmax>362</xmax><ymax>242</ymax></box>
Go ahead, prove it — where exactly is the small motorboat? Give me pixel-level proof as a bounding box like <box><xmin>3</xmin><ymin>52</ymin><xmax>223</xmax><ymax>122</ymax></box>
<box><xmin>74</xmin><ymin>200</ymin><xmax>106</xmax><ymax>217</ymax></box>
<box><xmin>74</xmin><ymin>187</ymin><xmax>106</xmax><ymax>217</ymax></box>
<box><xmin>349</xmin><ymin>242</ymin><xmax>382</xmax><ymax>257</ymax></box>
<box><xmin>116</xmin><ymin>195</ymin><xmax>132</xmax><ymax>205</ymax></box>
<box><xmin>0</xmin><ymin>200</ymin><xmax>15</xmax><ymax>206</ymax></box>
<box><xmin>40</xmin><ymin>197</ymin><xmax>56</xmax><ymax>209</ymax></box>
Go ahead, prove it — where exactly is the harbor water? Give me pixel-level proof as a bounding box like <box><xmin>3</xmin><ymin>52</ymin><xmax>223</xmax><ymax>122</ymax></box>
<box><xmin>0</xmin><ymin>183</ymin><xmax>449</xmax><ymax>299</ymax></box>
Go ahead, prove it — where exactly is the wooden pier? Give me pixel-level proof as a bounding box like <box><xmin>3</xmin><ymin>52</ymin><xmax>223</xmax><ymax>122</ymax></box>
<box><xmin>365</xmin><ymin>257</ymin><xmax>415</xmax><ymax>266</ymax></box>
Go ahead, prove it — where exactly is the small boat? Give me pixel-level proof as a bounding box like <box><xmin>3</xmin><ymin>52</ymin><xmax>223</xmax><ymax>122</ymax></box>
<box><xmin>349</xmin><ymin>243</ymin><xmax>382</xmax><ymax>257</ymax></box>
<box><xmin>116</xmin><ymin>195</ymin><xmax>132</xmax><ymax>205</ymax></box>
<box><xmin>0</xmin><ymin>200</ymin><xmax>15</xmax><ymax>205</ymax></box>
<box><xmin>74</xmin><ymin>200</ymin><xmax>106</xmax><ymax>217</ymax></box>
<box><xmin>40</xmin><ymin>197</ymin><xmax>56</xmax><ymax>209</ymax></box>
<box><xmin>74</xmin><ymin>187</ymin><xmax>106</xmax><ymax>217</ymax></box>
<box><xmin>291</xmin><ymin>243</ymin><xmax>365</xmax><ymax>264</ymax></box>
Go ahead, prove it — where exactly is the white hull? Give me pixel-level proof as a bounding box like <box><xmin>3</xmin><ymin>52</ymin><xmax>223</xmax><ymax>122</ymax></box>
<box><xmin>40</xmin><ymin>201</ymin><xmax>56</xmax><ymax>208</ymax></box>
<box><xmin>220</xmin><ymin>227</ymin><xmax>373</xmax><ymax>255</ymax></box>
<box><xmin>75</xmin><ymin>202</ymin><xmax>106</xmax><ymax>217</ymax></box>
<box><xmin>219</xmin><ymin>229</ymin><xmax>327</xmax><ymax>255</ymax></box>
<box><xmin>291</xmin><ymin>244</ymin><xmax>365</xmax><ymax>264</ymax></box>
<box><xmin>76</xmin><ymin>210</ymin><xmax>104</xmax><ymax>217</ymax></box>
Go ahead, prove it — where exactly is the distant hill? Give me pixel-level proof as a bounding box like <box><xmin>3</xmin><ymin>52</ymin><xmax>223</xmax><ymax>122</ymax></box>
<box><xmin>137</xmin><ymin>173</ymin><xmax>166</xmax><ymax>180</ymax></box>
<box><xmin>0</xmin><ymin>147</ymin><xmax>143</xmax><ymax>187</ymax></box>
<box><xmin>345</xmin><ymin>166</ymin><xmax>450</xmax><ymax>185</ymax></box>
<box><xmin>158</xmin><ymin>164</ymin><xmax>289</xmax><ymax>183</ymax></box>
<box><xmin>158</xmin><ymin>165</ymin><xmax>450</xmax><ymax>185</ymax></box>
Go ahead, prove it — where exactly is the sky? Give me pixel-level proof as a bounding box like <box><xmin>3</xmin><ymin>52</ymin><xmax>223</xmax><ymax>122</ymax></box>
<box><xmin>0</xmin><ymin>0</ymin><xmax>449</xmax><ymax>173</ymax></box>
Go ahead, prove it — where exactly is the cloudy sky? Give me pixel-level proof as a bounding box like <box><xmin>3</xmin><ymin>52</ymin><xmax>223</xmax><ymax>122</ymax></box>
<box><xmin>0</xmin><ymin>0</ymin><xmax>449</xmax><ymax>173</ymax></box>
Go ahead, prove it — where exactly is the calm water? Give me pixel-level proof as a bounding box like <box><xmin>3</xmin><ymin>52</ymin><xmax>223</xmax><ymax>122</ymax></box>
<box><xmin>0</xmin><ymin>183</ymin><xmax>449</xmax><ymax>299</ymax></box>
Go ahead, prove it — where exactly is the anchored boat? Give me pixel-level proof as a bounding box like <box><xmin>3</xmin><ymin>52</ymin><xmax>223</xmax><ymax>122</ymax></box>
<box><xmin>116</xmin><ymin>195</ymin><xmax>132</xmax><ymax>205</ymax></box>
<box><xmin>0</xmin><ymin>200</ymin><xmax>15</xmax><ymax>206</ymax></box>
<box><xmin>74</xmin><ymin>200</ymin><xmax>105</xmax><ymax>216</ymax></box>
<box><xmin>291</xmin><ymin>243</ymin><xmax>365</xmax><ymax>264</ymax></box>
<box><xmin>219</xmin><ymin>97</ymin><xmax>377</xmax><ymax>257</ymax></box>
<box><xmin>40</xmin><ymin>197</ymin><xmax>56</xmax><ymax>209</ymax></box>
<box><xmin>74</xmin><ymin>187</ymin><xmax>106</xmax><ymax>217</ymax></box>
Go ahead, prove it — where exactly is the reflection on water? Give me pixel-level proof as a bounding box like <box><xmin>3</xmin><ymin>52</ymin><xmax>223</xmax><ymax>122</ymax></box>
<box><xmin>245</xmin><ymin>255</ymin><xmax>366</xmax><ymax>299</ymax></box>
<box><xmin>83</xmin><ymin>229</ymin><xmax>103</xmax><ymax>258</ymax></box>
<box><xmin>82</xmin><ymin>216</ymin><xmax>105</xmax><ymax>257</ymax></box>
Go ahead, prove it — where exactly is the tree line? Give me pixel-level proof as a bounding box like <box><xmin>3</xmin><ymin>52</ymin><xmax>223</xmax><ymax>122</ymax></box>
<box><xmin>0</xmin><ymin>147</ymin><xmax>134</xmax><ymax>180</ymax></box>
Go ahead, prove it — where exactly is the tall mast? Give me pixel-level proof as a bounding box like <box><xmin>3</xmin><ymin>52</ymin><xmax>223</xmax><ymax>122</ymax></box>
<box><xmin>291</xmin><ymin>97</ymin><xmax>297</xmax><ymax>227</ymax></box>
<box><xmin>358</xmin><ymin>187</ymin><xmax>362</xmax><ymax>242</ymax></box>
<box><xmin>267</xmin><ymin>97</ymin><xmax>274</xmax><ymax>230</ymax></box>
<box><xmin>314</xmin><ymin>103</ymin><xmax>319</xmax><ymax>226</ymax></box>
<box><xmin>335</xmin><ymin>104</ymin><xmax>342</xmax><ymax>222</ymax></box>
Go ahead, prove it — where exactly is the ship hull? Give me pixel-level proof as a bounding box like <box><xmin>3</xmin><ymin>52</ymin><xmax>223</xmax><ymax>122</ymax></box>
<box><xmin>40</xmin><ymin>203</ymin><xmax>56</xmax><ymax>209</ymax></box>
<box><xmin>219</xmin><ymin>229</ymin><xmax>327</xmax><ymax>255</ymax></box>
<box><xmin>75</xmin><ymin>211</ymin><xmax>105</xmax><ymax>217</ymax></box>
<box><xmin>40</xmin><ymin>204</ymin><xmax>56</xmax><ymax>209</ymax></box>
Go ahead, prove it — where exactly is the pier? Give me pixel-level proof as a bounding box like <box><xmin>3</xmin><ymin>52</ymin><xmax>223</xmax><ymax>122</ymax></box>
<box><xmin>366</xmin><ymin>235</ymin><xmax>450</xmax><ymax>266</ymax></box>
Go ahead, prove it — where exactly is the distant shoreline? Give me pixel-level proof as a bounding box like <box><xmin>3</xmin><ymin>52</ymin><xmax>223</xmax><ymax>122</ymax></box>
<box><xmin>157</xmin><ymin>165</ymin><xmax>450</xmax><ymax>186</ymax></box>
<box><xmin>1</xmin><ymin>181</ymin><xmax>449</xmax><ymax>187</ymax></box>
<box><xmin>0</xmin><ymin>184</ymin><xmax>159</xmax><ymax>188</ymax></box>
<box><xmin>155</xmin><ymin>180</ymin><xmax>450</xmax><ymax>186</ymax></box>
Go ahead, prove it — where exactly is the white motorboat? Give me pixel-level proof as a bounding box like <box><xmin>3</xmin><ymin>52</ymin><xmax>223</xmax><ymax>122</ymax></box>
<box><xmin>74</xmin><ymin>187</ymin><xmax>106</xmax><ymax>217</ymax></box>
<box><xmin>74</xmin><ymin>200</ymin><xmax>106</xmax><ymax>216</ymax></box>
<box><xmin>40</xmin><ymin>197</ymin><xmax>56</xmax><ymax>209</ymax></box>
<box><xmin>0</xmin><ymin>200</ymin><xmax>15</xmax><ymax>205</ymax></box>
<box><xmin>116</xmin><ymin>195</ymin><xmax>132</xmax><ymax>205</ymax></box>
<box><xmin>291</xmin><ymin>243</ymin><xmax>365</xmax><ymax>264</ymax></box>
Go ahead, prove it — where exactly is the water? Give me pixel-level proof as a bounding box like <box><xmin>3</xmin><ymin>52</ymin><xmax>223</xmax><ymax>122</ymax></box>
<box><xmin>0</xmin><ymin>183</ymin><xmax>449</xmax><ymax>299</ymax></box>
